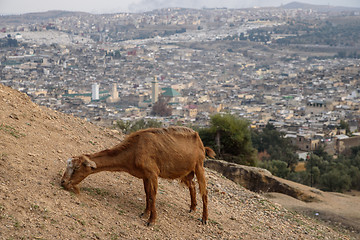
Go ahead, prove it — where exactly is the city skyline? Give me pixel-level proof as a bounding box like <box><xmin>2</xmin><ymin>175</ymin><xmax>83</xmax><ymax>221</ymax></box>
<box><xmin>1</xmin><ymin>0</ymin><xmax>360</xmax><ymax>15</ymax></box>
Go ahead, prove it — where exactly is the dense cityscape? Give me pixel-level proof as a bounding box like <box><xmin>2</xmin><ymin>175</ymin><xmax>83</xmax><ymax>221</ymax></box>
<box><xmin>1</xmin><ymin>3</ymin><xmax>360</xmax><ymax>237</ymax></box>
<box><xmin>1</xmin><ymin>3</ymin><xmax>360</xmax><ymax>156</ymax></box>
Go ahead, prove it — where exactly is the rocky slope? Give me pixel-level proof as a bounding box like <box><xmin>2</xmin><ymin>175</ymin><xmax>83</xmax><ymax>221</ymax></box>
<box><xmin>0</xmin><ymin>84</ymin><xmax>352</xmax><ymax>239</ymax></box>
<box><xmin>205</xmin><ymin>159</ymin><xmax>320</xmax><ymax>202</ymax></box>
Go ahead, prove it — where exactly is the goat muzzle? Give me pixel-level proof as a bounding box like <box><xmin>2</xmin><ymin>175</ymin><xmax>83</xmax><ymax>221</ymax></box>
<box><xmin>60</xmin><ymin>179</ymin><xmax>71</xmax><ymax>190</ymax></box>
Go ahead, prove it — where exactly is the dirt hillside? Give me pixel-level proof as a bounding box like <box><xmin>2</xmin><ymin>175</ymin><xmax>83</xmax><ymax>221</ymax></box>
<box><xmin>205</xmin><ymin>159</ymin><xmax>360</xmax><ymax>238</ymax></box>
<box><xmin>0</xmin><ymin>84</ymin><xmax>352</xmax><ymax>239</ymax></box>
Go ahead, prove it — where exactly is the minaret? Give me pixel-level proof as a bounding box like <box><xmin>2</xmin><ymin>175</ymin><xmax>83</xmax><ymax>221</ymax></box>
<box><xmin>106</xmin><ymin>83</ymin><xmax>120</xmax><ymax>103</ymax></box>
<box><xmin>152</xmin><ymin>76</ymin><xmax>159</xmax><ymax>104</ymax></box>
<box><xmin>111</xmin><ymin>83</ymin><xmax>118</xmax><ymax>99</ymax></box>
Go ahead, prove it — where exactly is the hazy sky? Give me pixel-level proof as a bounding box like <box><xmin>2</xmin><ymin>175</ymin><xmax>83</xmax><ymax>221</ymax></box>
<box><xmin>0</xmin><ymin>0</ymin><xmax>359</xmax><ymax>15</ymax></box>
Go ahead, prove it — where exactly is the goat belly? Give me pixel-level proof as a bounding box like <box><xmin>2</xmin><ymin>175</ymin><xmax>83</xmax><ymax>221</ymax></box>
<box><xmin>158</xmin><ymin>165</ymin><xmax>194</xmax><ymax>179</ymax></box>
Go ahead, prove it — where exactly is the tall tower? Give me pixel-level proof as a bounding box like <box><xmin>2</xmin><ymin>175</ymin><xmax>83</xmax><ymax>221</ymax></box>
<box><xmin>111</xmin><ymin>83</ymin><xmax>118</xmax><ymax>99</ymax></box>
<box><xmin>107</xmin><ymin>83</ymin><xmax>120</xmax><ymax>103</ymax></box>
<box><xmin>152</xmin><ymin>76</ymin><xmax>159</xmax><ymax>104</ymax></box>
<box><xmin>92</xmin><ymin>83</ymin><xmax>100</xmax><ymax>101</ymax></box>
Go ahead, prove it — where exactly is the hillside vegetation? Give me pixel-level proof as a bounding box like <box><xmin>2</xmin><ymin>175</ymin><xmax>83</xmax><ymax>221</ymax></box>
<box><xmin>0</xmin><ymin>84</ymin><xmax>351</xmax><ymax>239</ymax></box>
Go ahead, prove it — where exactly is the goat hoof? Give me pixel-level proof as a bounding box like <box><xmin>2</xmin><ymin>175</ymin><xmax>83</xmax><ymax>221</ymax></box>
<box><xmin>189</xmin><ymin>208</ymin><xmax>196</xmax><ymax>213</ymax></box>
<box><xmin>200</xmin><ymin>219</ymin><xmax>207</xmax><ymax>225</ymax></box>
<box><xmin>146</xmin><ymin>221</ymin><xmax>153</xmax><ymax>227</ymax></box>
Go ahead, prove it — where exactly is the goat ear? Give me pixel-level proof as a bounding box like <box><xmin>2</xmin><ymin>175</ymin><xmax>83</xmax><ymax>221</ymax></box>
<box><xmin>84</xmin><ymin>159</ymin><xmax>97</xmax><ymax>169</ymax></box>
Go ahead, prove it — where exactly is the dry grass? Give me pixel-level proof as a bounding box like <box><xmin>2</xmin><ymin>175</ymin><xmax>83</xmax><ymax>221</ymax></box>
<box><xmin>295</xmin><ymin>161</ymin><xmax>306</xmax><ymax>172</ymax></box>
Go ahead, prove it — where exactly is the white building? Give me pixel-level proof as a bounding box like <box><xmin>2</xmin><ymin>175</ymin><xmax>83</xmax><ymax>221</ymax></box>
<box><xmin>92</xmin><ymin>83</ymin><xmax>100</xmax><ymax>101</ymax></box>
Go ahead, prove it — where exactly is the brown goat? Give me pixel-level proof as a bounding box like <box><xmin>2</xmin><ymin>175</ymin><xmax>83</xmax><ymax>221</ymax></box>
<box><xmin>61</xmin><ymin>126</ymin><xmax>215</xmax><ymax>226</ymax></box>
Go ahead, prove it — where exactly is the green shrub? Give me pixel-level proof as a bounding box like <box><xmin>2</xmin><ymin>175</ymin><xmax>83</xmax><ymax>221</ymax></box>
<box><xmin>320</xmin><ymin>169</ymin><xmax>351</xmax><ymax>192</ymax></box>
<box><xmin>258</xmin><ymin>160</ymin><xmax>290</xmax><ymax>178</ymax></box>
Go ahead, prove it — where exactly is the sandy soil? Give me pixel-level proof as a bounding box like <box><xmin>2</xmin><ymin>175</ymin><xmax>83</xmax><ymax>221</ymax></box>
<box><xmin>0</xmin><ymin>84</ymin><xmax>354</xmax><ymax>239</ymax></box>
<box><xmin>264</xmin><ymin>190</ymin><xmax>360</xmax><ymax>238</ymax></box>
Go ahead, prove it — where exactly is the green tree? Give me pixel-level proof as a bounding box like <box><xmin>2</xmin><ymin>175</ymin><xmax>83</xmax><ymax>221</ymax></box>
<box><xmin>305</xmin><ymin>154</ymin><xmax>328</xmax><ymax>174</ymax></box>
<box><xmin>114</xmin><ymin>119</ymin><xmax>162</xmax><ymax>134</ymax></box>
<box><xmin>130</xmin><ymin>119</ymin><xmax>162</xmax><ymax>133</ymax></box>
<box><xmin>252</xmin><ymin>123</ymin><xmax>298</xmax><ymax>170</ymax></box>
<box><xmin>351</xmin><ymin>153</ymin><xmax>360</xmax><ymax>169</ymax></box>
<box><xmin>297</xmin><ymin>150</ymin><xmax>360</xmax><ymax>191</ymax></box>
<box><xmin>258</xmin><ymin>160</ymin><xmax>290</xmax><ymax>178</ymax></box>
<box><xmin>339</xmin><ymin>120</ymin><xmax>350</xmax><ymax>135</ymax></box>
<box><xmin>320</xmin><ymin>168</ymin><xmax>351</xmax><ymax>192</ymax></box>
<box><xmin>348</xmin><ymin>166</ymin><xmax>360</xmax><ymax>190</ymax></box>
<box><xmin>115</xmin><ymin>119</ymin><xmax>132</xmax><ymax>134</ymax></box>
<box><xmin>288</xmin><ymin>171</ymin><xmax>310</xmax><ymax>185</ymax></box>
<box><xmin>313</xmin><ymin>145</ymin><xmax>333</xmax><ymax>162</ymax></box>
<box><xmin>199</xmin><ymin>113</ymin><xmax>257</xmax><ymax>166</ymax></box>
<box><xmin>308</xmin><ymin>166</ymin><xmax>321</xmax><ymax>187</ymax></box>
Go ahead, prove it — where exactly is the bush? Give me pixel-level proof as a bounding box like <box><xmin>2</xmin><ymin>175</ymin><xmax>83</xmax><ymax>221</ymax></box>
<box><xmin>348</xmin><ymin>166</ymin><xmax>360</xmax><ymax>190</ymax></box>
<box><xmin>114</xmin><ymin>119</ymin><xmax>162</xmax><ymax>134</ymax></box>
<box><xmin>288</xmin><ymin>171</ymin><xmax>310</xmax><ymax>185</ymax></box>
<box><xmin>258</xmin><ymin>160</ymin><xmax>290</xmax><ymax>178</ymax></box>
<box><xmin>320</xmin><ymin>169</ymin><xmax>351</xmax><ymax>192</ymax></box>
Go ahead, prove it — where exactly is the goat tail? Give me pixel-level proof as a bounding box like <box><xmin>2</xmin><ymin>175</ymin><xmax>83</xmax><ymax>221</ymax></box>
<box><xmin>204</xmin><ymin>147</ymin><xmax>216</xmax><ymax>159</ymax></box>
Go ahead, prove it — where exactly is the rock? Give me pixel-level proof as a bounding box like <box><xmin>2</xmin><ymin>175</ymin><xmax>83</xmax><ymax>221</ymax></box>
<box><xmin>9</xmin><ymin>113</ymin><xmax>19</xmax><ymax>120</ymax></box>
<box><xmin>205</xmin><ymin>159</ymin><xmax>319</xmax><ymax>202</ymax></box>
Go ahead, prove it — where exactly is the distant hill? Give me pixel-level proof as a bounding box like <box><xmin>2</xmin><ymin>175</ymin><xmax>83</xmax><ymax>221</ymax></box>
<box><xmin>20</xmin><ymin>10</ymin><xmax>89</xmax><ymax>18</ymax></box>
<box><xmin>281</xmin><ymin>1</ymin><xmax>360</xmax><ymax>12</ymax></box>
<box><xmin>0</xmin><ymin>10</ymin><xmax>90</xmax><ymax>25</ymax></box>
<box><xmin>0</xmin><ymin>83</ymin><xmax>352</xmax><ymax>239</ymax></box>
